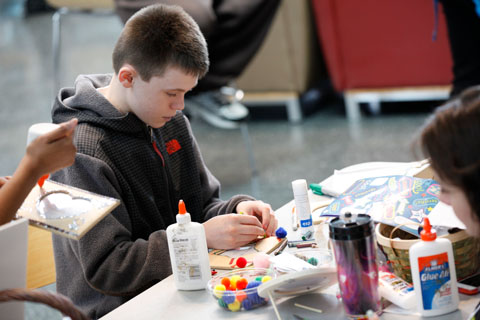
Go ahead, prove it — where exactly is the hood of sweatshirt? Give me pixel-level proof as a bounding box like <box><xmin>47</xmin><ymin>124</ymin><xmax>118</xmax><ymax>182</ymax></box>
<box><xmin>51</xmin><ymin>74</ymin><xmax>147</xmax><ymax>136</ymax></box>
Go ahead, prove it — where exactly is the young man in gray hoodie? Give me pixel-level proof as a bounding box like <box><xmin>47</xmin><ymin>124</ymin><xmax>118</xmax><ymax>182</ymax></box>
<box><xmin>50</xmin><ymin>4</ymin><xmax>277</xmax><ymax>318</ymax></box>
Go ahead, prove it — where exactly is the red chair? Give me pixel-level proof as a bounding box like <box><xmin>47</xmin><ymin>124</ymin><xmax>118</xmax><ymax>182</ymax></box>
<box><xmin>311</xmin><ymin>0</ymin><xmax>453</xmax><ymax>119</ymax></box>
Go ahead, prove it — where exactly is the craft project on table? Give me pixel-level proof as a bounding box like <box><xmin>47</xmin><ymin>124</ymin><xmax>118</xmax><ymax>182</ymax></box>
<box><xmin>16</xmin><ymin>180</ymin><xmax>120</xmax><ymax>240</ymax></box>
<box><xmin>321</xmin><ymin>175</ymin><xmax>440</xmax><ymax>236</ymax></box>
<box><xmin>209</xmin><ymin>236</ymin><xmax>287</xmax><ymax>269</ymax></box>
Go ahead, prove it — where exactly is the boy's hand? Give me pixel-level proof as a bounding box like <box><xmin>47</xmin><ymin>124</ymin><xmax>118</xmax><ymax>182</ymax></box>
<box><xmin>203</xmin><ymin>213</ymin><xmax>266</xmax><ymax>249</ymax></box>
<box><xmin>236</xmin><ymin>200</ymin><xmax>278</xmax><ymax>237</ymax></box>
<box><xmin>24</xmin><ymin>118</ymin><xmax>78</xmax><ymax>178</ymax></box>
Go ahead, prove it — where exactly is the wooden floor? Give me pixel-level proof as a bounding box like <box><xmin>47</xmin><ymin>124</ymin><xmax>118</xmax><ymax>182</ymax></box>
<box><xmin>27</xmin><ymin>226</ymin><xmax>56</xmax><ymax>289</ymax></box>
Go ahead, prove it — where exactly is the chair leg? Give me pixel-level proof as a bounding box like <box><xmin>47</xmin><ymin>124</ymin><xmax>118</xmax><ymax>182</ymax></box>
<box><xmin>52</xmin><ymin>7</ymin><xmax>68</xmax><ymax>97</ymax></box>
<box><xmin>239</xmin><ymin>122</ymin><xmax>259</xmax><ymax>197</ymax></box>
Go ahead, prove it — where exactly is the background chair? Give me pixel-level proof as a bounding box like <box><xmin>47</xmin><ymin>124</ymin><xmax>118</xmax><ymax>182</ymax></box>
<box><xmin>311</xmin><ymin>0</ymin><xmax>453</xmax><ymax>120</ymax></box>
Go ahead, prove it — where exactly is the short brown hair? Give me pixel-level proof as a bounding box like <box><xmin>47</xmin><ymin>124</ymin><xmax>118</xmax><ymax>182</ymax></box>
<box><xmin>419</xmin><ymin>85</ymin><xmax>480</xmax><ymax>218</ymax></box>
<box><xmin>112</xmin><ymin>4</ymin><xmax>209</xmax><ymax>81</ymax></box>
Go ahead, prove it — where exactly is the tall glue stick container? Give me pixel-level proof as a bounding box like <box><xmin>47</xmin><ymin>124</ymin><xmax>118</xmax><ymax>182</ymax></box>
<box><xmin>27</xmin><ymin>123</ymin><xmax>60</xmax><ymax>187</ymax></box>
<box><xmin>291</xmin><ymin>179</ymin><xmax>314</xmax><ymax>238</ymax></box>
<box><xmin>166</xmin><ymin>200</ymin><xmax>211</xmax><ymax>290</ymax></box>
<box><xmin>409</xmin><ymin>217</ymin><xmax>459</xmax><ymax>316</ymax></box>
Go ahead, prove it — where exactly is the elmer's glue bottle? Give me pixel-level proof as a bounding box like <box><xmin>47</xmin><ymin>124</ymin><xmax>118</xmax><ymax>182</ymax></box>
<box><xmin>409</xmin><ymin>217</ymin><xmax>459</xmax><ymax>316</ymax></box>
<box><xmin>166</xmin><ymin>200</ymin><xmax>211</xmax><ymax>290</ymax></box>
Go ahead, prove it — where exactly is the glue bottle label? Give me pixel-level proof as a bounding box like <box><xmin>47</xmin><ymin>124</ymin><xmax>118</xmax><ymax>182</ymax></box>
<box><xmin>171</xmin><ymin>234</ymin><xmax>203</xmax><ymax>282</ymax></box>
<box><xmin>417</xmin><ymin>253</ymin><xmax>453</xmax><ymax>310</ymax></box>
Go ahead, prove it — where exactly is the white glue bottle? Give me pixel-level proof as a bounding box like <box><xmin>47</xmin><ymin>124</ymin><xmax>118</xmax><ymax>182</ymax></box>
<box><xmin>166</xmin><ymin>200</ymin><xmax>211</xmax><ymax>290</ymax></box>
<box><xmin>378</xmin><ymin>271</ymin><xmax>416</xmax><ymax>310</ymax></box>
<box><xmin>292</xmin><ymin>179</ymin><xmax>314</xmax><ymax>239</ymax></box>
<box><xmin>409</xmin><ymin>217</ymin><xmax>459</xmax><ymax>316</ymax></box>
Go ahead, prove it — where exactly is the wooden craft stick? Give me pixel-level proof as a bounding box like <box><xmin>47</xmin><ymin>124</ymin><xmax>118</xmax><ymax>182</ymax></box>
<box><xmin>294</xmin><ymin>303</ymin><xmax>323</xmax><ymax>314</ymax></box>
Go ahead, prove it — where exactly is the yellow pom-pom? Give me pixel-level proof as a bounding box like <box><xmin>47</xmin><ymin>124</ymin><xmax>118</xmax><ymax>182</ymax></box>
<box><xmin>261</xmin><ymin>276</ymin><xmax>272</xmax><ymax>283</ymax></box>
<box><xmin>229</xmin><ymin>275</ymin><xmax>242</xmax><ymax>290</ymax></box>
<box><xmin>227</xmin><ymin>300</ymin><xmax>241</xmax><ymax>312</ymax></box>
<box><xmin>213</xmin><ymin>284</ymin><xmax>226</xmax><ymax>298</ymax></box>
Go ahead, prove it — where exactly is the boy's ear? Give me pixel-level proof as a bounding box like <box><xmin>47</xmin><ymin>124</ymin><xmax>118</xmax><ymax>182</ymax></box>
<box><xmin>118</xmin><ymin>65</ymin><xmax>136</xmax><ymax>88</ymax></box>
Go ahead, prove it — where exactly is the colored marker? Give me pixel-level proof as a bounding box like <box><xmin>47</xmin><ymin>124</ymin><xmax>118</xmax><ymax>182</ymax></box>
<box><xmin>296</xmin><ymin>242</ymin><xmax>315</xmax><ymax>249</ymax></box>
<box><xmin>301</xmin><ymin>230</ymin><xmax>313</xmax><ymax>241</ymax></box>
<box><xmin>309</xmin><ymin>183</ymin><xmax>341</xmax><ymax>198</ymax></box>
<box><xmin>287</xmin><ymin>240</ymin><xmax>316</xmax><ymax>248</ymax></box>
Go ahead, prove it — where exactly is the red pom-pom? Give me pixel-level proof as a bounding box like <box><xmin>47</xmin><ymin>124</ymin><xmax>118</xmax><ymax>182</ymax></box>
<box><xmin>236</xmin><ymin>278</ymin><xmax>248</xmax><ymax>290</ymax></box>
<box><xmin>236</xmin><ymin>257</ymin><xmax>247</xmax><ymax>268</ymax></box>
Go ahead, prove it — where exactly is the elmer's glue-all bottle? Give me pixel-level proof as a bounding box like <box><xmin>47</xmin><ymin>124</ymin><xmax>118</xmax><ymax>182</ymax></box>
<box><xmin>409</xmin><ymin>217</ymin><xmax>459</xmax><ymax>316</ymax></box>
<box><xmin>166</xmin><ymin>200</ymin><xmax>211</xmax><ymax>290</ymax></box>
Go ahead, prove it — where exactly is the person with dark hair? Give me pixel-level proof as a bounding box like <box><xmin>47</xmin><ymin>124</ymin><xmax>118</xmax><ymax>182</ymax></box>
<box><xmin>419</xmin><ymin>85</ymin><xmax>480</xmax><ymax>236</ymax></box>
<box><xmin>50</xmin><ymin>4</ymin><xmax>277</xmax><ymax>318</ymax></box>
<box><xmin>114</xmin><ymin>0</ymin><xmax>281</xmax><ymax>128</ymax></box>
<box><xmin>419</xmin><ymin>85</ymin><xmax>480</xmax><ymax>319</ymax></box>
<box><xmin>0</xmin><ymin>119</ymin><xmax>77</xmax><ymax>226</ymax></box>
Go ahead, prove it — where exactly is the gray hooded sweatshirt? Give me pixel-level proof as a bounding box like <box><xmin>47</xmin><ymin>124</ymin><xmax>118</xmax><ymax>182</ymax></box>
<box><xmin>50</xmin><ymin>74</ymin><xmax>254</xmax><ymax>318</ymax></box>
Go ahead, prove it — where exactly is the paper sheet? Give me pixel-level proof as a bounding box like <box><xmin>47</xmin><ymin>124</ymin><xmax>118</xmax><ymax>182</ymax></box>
<box><xmin>318</xmin><ymin>160</ymin><xmax>431</xmax><ymax>196</ymax></box>
<box><xmin>427</xmin><ymin>201</ymin><xmax>466</xmax><ymax>230</ymax></box>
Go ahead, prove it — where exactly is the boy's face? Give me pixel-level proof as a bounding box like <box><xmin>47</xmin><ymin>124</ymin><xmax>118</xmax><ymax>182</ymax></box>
<box><xmin>437</xmin><ymin>177</ymin><xmax>479</xmax><ymax>236</ymax></box>
<box><xmin>126</xmin><ymin>66</ymin><xmax>198</xmax><ymax>128</ymax></box>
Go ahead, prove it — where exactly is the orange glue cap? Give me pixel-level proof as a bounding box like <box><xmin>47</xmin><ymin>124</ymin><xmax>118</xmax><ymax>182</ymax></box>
<box><xmin>420</xmin><ymin>217</ymin><xmax>436</xmax><ymax>241</ymax></box>
<box><xmin>38</xmin><ymin>174</ymin><xmax>49</xmax><ymax>188</ymax></box>
<box><xmin>178</xmin><ymin>200</ymin><xmax>187</xmax><ymax>215</ymax></box>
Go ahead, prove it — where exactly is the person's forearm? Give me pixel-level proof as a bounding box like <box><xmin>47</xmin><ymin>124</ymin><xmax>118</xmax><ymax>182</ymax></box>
<box><xmin>0</xmin><ymin>156</ymin><xmax>40</xmax><ymax>225</ymax></box>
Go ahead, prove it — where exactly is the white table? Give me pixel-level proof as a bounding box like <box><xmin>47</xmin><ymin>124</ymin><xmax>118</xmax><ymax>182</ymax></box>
<box><xmin>101</xmin><ymin>196</ymin><xmax>479</xmax><ymax>320</ymax></box>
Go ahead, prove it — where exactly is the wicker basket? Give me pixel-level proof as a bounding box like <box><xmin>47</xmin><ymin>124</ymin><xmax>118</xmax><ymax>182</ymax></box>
<box><xmin>376</xmin><ymin>223</ymin><xmax>479</xmax><ymax>283</ymax></box>
<box><xmin>0</xmin><ymin>288</ymin><xmax>89</xmax><ymax>320</ymax></box>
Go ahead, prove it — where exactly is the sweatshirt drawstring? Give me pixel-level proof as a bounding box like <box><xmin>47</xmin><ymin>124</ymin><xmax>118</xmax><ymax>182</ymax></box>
<box><xmin>150</xmin><ymin>126</ymin><xmax>165</xmax><ymax>167</ymax></box>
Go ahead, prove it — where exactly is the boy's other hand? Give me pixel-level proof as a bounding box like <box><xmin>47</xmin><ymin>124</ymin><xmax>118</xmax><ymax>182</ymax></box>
<box><xmin>236</xmin><ymin>200</ymin><xmax>278</xmax><ymax>237</ymax></box>
<box><xmin>203</xmin><ymin>213</ymin><xmax>266</xmax><ymax>249</ymax></box>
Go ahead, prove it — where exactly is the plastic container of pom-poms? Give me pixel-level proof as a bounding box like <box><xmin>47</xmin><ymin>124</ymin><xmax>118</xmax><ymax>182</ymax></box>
<box><xmin>207</xmin><ymin>268</ymin><xmax>276</xmax><ymax>312</ymax></box>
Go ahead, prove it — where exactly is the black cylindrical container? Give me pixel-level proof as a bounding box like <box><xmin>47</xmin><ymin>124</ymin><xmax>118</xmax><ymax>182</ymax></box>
<box><xmin>329</xmin><ymin>213</ymin><xmax>380</xmax><ymax>318</ymax></box>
